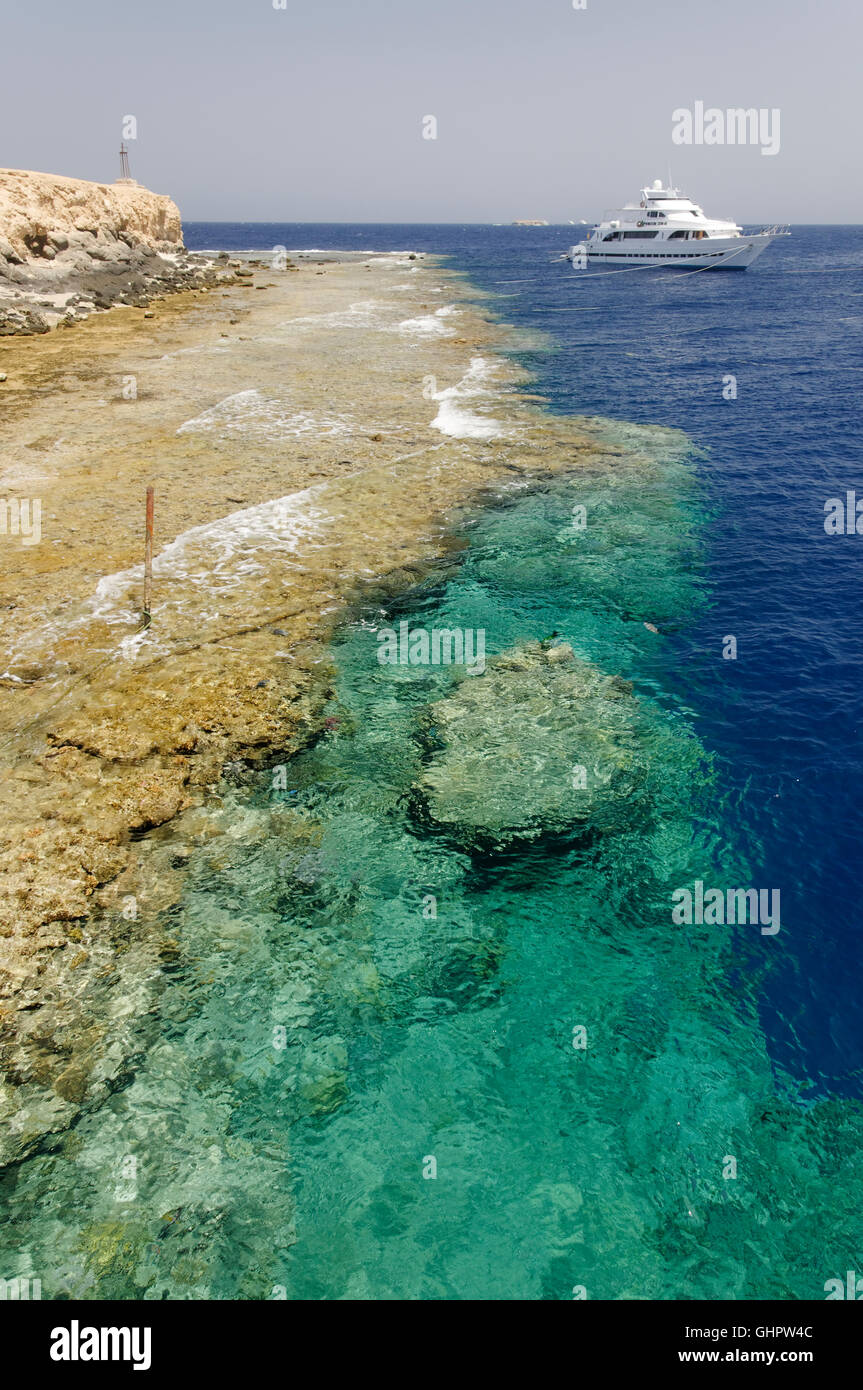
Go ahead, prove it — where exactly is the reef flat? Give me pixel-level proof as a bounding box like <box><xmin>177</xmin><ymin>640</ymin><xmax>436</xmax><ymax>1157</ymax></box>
<box><xmin>0</xmin><ymin>239</ymin><xmax>657</xmax><ymax>1163</ymax></box>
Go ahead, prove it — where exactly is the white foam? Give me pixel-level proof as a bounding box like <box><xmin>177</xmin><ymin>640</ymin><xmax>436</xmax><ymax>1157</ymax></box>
<box><xmin>392</xmin><ymin>305</ymin><xmax>459</xmax><ymax>338</ymax></box>
<box><xmin>177</xmin><ymin>389</ymin><xmax>353</xmax><ymax>440</ymax></box>
<box><xmin>286</xmin><ymin>300</ymin><xmax>391</xmax><ymax>331</ymax></box>
<box><xmin>286</xmin><ymin>249</ymin><xmax>416</xmax><ymax>258</ymax></box>
<box><xmin>6</xmin><ymin>486</ymin><xmax>331</xmax><ymax>673</ymax></box>
<box><xmin>160</xmin><ymin>344</ymin><xmax>231</xmax><ymax>362</ymax></box>
<box><xmin>159</xmin><ymin>487</ymin><xmax>326</xmax><ymax>567</ymax></box>
<box><xmin>432</xmin><ymin>402</ymin><xmax>502</xmax><ymax>439</ymax></box>
<box><xmin>91</xmin><ymin>488</ymin><xmax>326</xmax><ymax>622</ymax></box>
<box><xmin>429</xmin><ymin>357</ymin><xmax>506</xmax><ymax>440</ymax></box>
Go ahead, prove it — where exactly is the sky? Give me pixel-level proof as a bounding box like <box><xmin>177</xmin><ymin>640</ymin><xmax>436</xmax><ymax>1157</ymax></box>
<box><xmin>2</xmin><ymin>0</ymin><xmax>860</xmax><ymax>223</ymax></box>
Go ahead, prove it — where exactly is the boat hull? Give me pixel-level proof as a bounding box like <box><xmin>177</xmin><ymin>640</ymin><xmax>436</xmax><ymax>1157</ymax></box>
<box><xmin>567</xmin><ymin>232</ymin><xmax>779</xmax><ymax>270</ymax></box>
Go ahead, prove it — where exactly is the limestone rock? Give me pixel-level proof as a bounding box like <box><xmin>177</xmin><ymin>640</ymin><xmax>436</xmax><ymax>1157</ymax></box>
<box><xmin>0</xmin><ymin>168</ymin><xmax>183</xmax><ymax>262</ymax></box>
<box><xmin>0</xmin><ymin>167</ymin><xmax>232</xmax><ymax>333</ymax></box>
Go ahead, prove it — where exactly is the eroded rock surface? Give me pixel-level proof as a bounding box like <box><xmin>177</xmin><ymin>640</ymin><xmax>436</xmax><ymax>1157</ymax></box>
<box><xmin>0</xmin><ymin>168</ymin><xmax>230</xmax><ymax>332</ymax></box>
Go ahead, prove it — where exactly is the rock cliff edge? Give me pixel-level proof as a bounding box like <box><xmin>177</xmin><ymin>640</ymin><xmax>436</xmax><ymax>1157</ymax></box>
<box><xmin>0</xmin><ymin>169</ymin><xmax>223</xmax><ymax>334</ymax></box>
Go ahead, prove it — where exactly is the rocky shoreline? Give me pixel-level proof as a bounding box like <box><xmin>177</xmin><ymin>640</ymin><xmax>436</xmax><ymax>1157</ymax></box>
<box><xmin>0</xmin><ymin>241</ymin><xmax>232</xmax><ymax>336</ymax></box>
<box><xmin>0</xmin><ymin>222</ymin><xmax>655</xmax><ymax>1166</ymax></box>
<box><xmin>0</xmin><ymin>168</ymin><xmax>238</xmax><ymax>335</ymax></box>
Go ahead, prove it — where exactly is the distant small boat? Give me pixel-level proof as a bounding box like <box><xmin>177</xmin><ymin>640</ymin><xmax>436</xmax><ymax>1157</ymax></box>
<box><xmin>566</xmin><ymin>179</ymin><xmax>789</xmax><ymax>270</ymax></box>
<box><xmin>513</xmin><ymin>219</ymin><xmax>549</xmax><ymax>227</ymax></box>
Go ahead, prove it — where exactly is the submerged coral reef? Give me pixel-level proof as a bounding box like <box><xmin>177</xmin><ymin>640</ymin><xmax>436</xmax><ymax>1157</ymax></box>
<box><xmin>415</xmin><ymin>639</ymin><xmax>702</xmax><ymax>846</ymax></box>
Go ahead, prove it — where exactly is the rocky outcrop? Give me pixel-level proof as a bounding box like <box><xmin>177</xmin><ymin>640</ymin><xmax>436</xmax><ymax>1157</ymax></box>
<box><xmin>413</xmin><ymin>640</ymin><xmax>703</xmax><ymax>848</ymax></box>
<box><xmin>0</xmin><ymin>168</ymin><xmax>183</xmax><ymax>259</ymax></box>
<box><xmin>0</xmin><ymin>169</ymin><xmax>230</xmax><ymax>332</ymax></box>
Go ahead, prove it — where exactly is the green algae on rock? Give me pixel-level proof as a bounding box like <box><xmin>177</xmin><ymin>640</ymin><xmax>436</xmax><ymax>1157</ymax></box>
<box><xmin>414</xmin><ymin>639</ymin><xmax>703</xmax><ymax>847</ymax></box>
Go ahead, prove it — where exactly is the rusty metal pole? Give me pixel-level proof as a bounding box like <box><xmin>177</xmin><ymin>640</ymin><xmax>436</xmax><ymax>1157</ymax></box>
<box><xmin>142</xmin><ymin>486</ymin><xmax>154</xmax><ymax>627</ymax></box>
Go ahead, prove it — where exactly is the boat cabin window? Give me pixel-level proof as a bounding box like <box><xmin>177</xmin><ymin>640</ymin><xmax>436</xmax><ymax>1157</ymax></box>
<box><xmin>602</xmin><ymin>231</ymin><xmax>621</xmax><ymax>241</ymax></box>
<box><xmin>622</xmin><ymin>230</ymin><xmax>658</xmax><ymax>239</ymax></box>
<box><xmin>669</xmin><ymin>231</ymin><xmax>687</xmax><ymax>239</ymax></box>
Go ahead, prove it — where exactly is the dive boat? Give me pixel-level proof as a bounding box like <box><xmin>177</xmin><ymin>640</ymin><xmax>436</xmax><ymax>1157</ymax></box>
<box><xmin>566</xmin><ymin>180</ymin><xmax>789</xmax><ymax>269</ymax></box>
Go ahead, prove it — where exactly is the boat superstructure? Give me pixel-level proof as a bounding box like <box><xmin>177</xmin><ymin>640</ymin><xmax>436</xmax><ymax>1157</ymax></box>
<box><xmin>567</xmin><ymin>179</ymin><xmax>789</xmax><ymax>270</ymax></box>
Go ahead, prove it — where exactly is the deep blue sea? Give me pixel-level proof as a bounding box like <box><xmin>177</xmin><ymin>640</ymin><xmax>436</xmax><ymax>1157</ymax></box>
<box><xmin>187</xmin><ymin>221</ymin><xmax>863</xmax><ymax>1097</ymax></box>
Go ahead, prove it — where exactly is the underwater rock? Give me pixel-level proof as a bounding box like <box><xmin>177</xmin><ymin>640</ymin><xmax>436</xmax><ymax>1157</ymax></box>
<box><xmin>294</xmin><ymin>1036</ymin><xmax>349</xmax><ymax>1116</ymax></box>
<box><xmin>413</xmin><ymin>640</ymin><xmax>695</xmax><ymax>847</ymax></box>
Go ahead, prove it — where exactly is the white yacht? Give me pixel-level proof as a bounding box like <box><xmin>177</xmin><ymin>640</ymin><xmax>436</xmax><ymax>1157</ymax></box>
<box><xmin>567</xmin><ymin>180</ymin><xmax>789</xmax><ymax>269</ymax></box>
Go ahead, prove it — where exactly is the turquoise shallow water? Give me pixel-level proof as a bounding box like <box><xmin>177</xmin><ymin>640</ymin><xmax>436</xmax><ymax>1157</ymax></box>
<box><xmin>2</xmin><ymin>419</ymin><xmax>861</xmax><ymax>1299</ymax></box>
<box><xmin>187</xmin><ymin>221</ymin><xmax>863</xmax><ymax>1098</ymax></box>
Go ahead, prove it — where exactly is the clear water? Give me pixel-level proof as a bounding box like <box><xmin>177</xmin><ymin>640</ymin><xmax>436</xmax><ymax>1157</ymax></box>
<box><xmin>2</xmin><ymin>225</ymin><xmax>861</xmax><ymax>1300</ymax></box>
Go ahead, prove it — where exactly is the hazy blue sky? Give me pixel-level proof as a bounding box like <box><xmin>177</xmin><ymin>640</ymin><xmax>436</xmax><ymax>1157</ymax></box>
<box><xmin>3</xmin><ymin>0</ymin><xmax>859</xmax><ymax>222</ymax></box>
